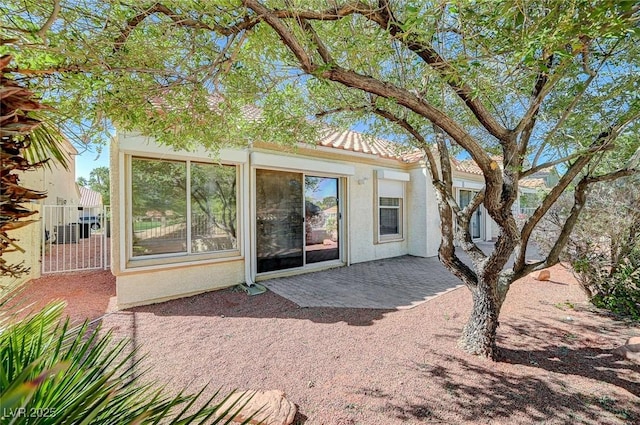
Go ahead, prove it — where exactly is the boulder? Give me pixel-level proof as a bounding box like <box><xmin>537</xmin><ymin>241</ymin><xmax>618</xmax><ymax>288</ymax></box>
<box><xmin>216</xmin><ymin>390</ymin><xmax>297</xmax><ymax>425</ymax></box>
<box><xmin>535</xmin><ymin>270</ymin><xmax>551</xmax><ymax>281</ymax></box>
<box><xmin>612</xmin><ymin>336</ymin><xmax>640</xmax><ymax>364</ymax></box>
<box><xmin>627</xmin><ymin>336</ymin><xmax>640</xmax><ymax>345</ymax></box>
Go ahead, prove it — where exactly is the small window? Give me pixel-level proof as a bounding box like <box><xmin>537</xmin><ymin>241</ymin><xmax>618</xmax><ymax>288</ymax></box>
<box><xmin>379</xmin><ymin>197</ymin><xmax>402</xmax><ymax>237</ymax></box>
<box><xmin>376</xmin><ymin>174</ymin><xmax>406</xmax><ymax>242</ymax></box>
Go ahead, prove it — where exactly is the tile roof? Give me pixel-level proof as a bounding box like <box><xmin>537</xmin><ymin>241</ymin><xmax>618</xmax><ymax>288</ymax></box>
<box><xmin>78</xmin><ymin>186</ymin><xmax>103</xmax><ymax>206</ymax></box>
<box><xmin>452</xmin><ymin>158</ymin><xmax>483</xmax><ymax>175</ymax></box>
<box><xmin>316</xmin><ymin>127</ymin><xmax>409</xmax><ymax>160</ymax></box>
<box><xmin>519</xmin><ymin>178</ymin><xmax>547</xmax><ymax>189</ymax></box>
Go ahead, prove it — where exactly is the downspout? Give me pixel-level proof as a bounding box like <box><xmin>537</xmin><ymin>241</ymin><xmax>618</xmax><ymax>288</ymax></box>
<box><xmin>243</xmin><ymin>148</ymin><xmax>254</xmax><ymax>286</ymax></box>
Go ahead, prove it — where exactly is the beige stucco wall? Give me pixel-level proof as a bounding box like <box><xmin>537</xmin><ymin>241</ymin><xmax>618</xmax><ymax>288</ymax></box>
<box><xmin>111</xmin><ymin>134</ymin><xmax>250</xmax><ymax>308</ymax></box>
<box><xmin>112</xmin><ymin>132</ymin><xmax>422</xmax><ymax>307</ymax></box>
<box><xmin>1</xmin><ymin>206</ymin><xmax>41</xmax><ymax>288</ymax></box>
<box><xmin>115</xmin><ymin>259</ymin><xmax>245</xmax><ymax>308</ymax></box>
<box><xmin>407</xmin><ymin>166</ymin><xmax>441</xmax><ymax>257</ymax></box>
<box><xmin>347</xmin><ymin>163</ymin><xmax>409</xmax><ymax>264</ymax></box>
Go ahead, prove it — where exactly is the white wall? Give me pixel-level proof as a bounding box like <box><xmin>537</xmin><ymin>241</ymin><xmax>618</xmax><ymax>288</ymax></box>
<box><xmin>347</xmin><ymin>163</ymin><xmax>409</xmax><ymax>263</ymax></box>
<box><xmin>407</xmin><ymin>166</ymin><xmax>441</xmax><ymax>257</ymax></box>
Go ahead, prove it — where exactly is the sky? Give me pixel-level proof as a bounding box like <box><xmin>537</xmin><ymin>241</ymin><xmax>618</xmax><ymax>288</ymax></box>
<box><xmin>76</xmin><ymin>144</ymin><xmax>110</xmax><ymax>181</ymax></box>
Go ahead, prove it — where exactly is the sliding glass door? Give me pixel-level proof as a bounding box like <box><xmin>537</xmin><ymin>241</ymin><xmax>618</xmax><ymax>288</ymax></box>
<box><xmin>305</xmin><ymin>176</ymin><xmax>339</xmax><ymax>264</ymax></box>
<box><xmin>255</xmin><ymin>170</ymin><xmax>340</xmax><ymax>273</ymax></box>
<box><xmin>255</xmin><ymin>169</ymin><xmax>304</xmax><ymax>273</ymax></box>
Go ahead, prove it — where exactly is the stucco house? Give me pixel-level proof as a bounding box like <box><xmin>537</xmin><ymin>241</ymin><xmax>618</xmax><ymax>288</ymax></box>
<box><xmin>110</xmin><ymin>125</ymin><xmax>544</xmax><ymax>308</ymax></box>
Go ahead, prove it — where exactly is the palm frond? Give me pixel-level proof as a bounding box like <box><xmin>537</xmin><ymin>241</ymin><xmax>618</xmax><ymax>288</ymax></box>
<box><xmin>22</xmin><ymin>113</ymin><xmax>70</xmax><ymax>171</ymax></box>
<box><xmin>0</xmin><ymin>300</ymin><xmax>260</xmax><ymax>424</ymax></box>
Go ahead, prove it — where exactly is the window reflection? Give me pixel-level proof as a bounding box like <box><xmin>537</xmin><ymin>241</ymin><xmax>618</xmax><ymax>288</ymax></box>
<box><xmin>131</xmin><ymin>158</ymin><xmax>187</xmax><ymax>256</ymax></box>
<box><xmin>131</xmin><ymin>158</ymin><xmax>237</xmax><ymax>258</ymax></box>
<box><xmin>256</xmin><ymin>169</ymin><xmax>304</xmax><ymax>272</ymax></box>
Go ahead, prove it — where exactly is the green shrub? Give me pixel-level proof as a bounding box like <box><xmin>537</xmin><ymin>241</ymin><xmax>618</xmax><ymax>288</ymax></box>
<box><xmin>0</xmin><ymin>299</ymin><xmax>255</xmax><ymax>424</ymax></box>
<box><xmin>591</xmin><ymin>257</ymin><xmax>640</xmax><ymax>321</ymax></box>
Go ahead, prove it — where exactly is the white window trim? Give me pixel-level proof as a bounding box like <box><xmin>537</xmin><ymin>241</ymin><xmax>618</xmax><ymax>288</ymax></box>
<box><xmin>125</xmin><ymin>154</ymin><xmax>241</xmax><ymax>268</ymax></box>
<box><xmin>377</xmin><ymin>197</ymin><xmax>403</xmax><ymax>242</ymax></box>
<box><xmin>374</xmin><ymin>171</ymin><xmax>407</xmax><ymax>243</ymax></box>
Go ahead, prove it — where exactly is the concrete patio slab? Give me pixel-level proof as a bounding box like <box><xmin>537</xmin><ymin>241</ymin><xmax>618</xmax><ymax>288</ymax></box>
<box><xmin>262</xmin><ymin>255</ymin><xmax>464</xmax><ymax>310</ymax></box>
<box><xmin>261</xmin><ymin>242</ymin><xmax>543</xmax><ymax>310</ymax></box>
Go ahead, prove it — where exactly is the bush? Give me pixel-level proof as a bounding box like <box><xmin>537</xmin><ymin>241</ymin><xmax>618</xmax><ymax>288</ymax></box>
<box><xmin>534</xmin><ymin>177</ymin><xmax>640</xmax><ymax>321</ymax></box>
<box><xmin>591</xmin><ymin>256</ymin><xmax>640</xmax><ymax>320</ymax></box>
<box><xmin>0</xmin><ymin>298</ymin><xmax>254</xmax><ymax>424</ymax></box>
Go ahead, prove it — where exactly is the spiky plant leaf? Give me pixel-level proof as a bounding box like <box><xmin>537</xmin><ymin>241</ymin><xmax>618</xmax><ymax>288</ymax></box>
<box><xmin>0</xmin><ymin>296</ymin><xmax>260</xmax><ymax>424</ymax></box>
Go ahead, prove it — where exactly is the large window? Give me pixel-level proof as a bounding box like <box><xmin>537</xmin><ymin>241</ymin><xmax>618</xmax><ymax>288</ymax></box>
<box><xmin>130</xmin><ymin>157</ymin><xmax>237</xmax><ymax>259</ymax></box>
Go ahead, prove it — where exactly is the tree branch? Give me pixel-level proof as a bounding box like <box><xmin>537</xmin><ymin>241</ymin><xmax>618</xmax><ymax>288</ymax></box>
<box><xmin>513</xmin><ymin>54</ymin><xmax>558</xmax><ymax>136</ymax></box>
<box><xmin>514</xmin><ymin>167</ymin><xmax>639</xmax><ymax>279</ymax></box>
<box><xmin>113</xmin><ymin>2</ymin><xmax>258</xmax><ymax>51</ymax></box>
<box><xmin>35</xmin><ymin>0</ymin><xmax>61</xmax><ymax>43</ymax></box>
<box><xmin>368</xmin><ymin>2</ymin><xmax>511</xmax><ymax>143</ymax></box>
<box><xmin>433</xmin><ymin>127</ymin><xmax>479</xmax><ymax>286</ymax></box>
<box><xmin>532</xmin><ymin>41</ymin><xmax>620</xmax><ymax>166</ymax></box>
<box><xmin>514</xmin><ymin>125</ymin><xmax>626</xmax><ymax>274</ymax></box>
<box><xmin>314</xmin><ymin>106</ymin><xmax>367</xmax><ymax>118</ymax></box>
<box><xmin>243</xmin><ymin>0</ymin><xmax>315</xmax><ymax>72</ymax></box>
<box><xmin>515</xmin><ymin>54</ymin><xmax>558</xmax><ymax>158</ymax></box>
<box><xmin>455</xmin><ymin>189</ymin><xmax>488</xmax><ymax>265</ymax></box>
<box><xmin>320</xmin><ymin>66</ymin><xmax>499</xmax><ymax>175</ymax></box>
<box><xmin>295</xmin><ymin>17</ymin><xmax>334</xmax><ymax>64</ymax></box>
<box><xmin>244</xmin><ymin>0</ymin><xmax>510</xmax><ymax>142</ymax></box>
<box><xmin>521</xmin><ymin>143</ymin><xmax>615</xmax><ymax>179</ymax></box>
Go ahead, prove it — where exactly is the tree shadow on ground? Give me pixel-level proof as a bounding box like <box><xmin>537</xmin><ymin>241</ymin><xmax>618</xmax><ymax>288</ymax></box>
<box><xmin>366</xmin><ymin>314</ymin><xmax>639</xmax><ymax>424</ymax></box>
<box><xmin>401</xmin><ymin>353</ymin><xmax>637</xmax><ymax>424</ymax></box>
<box><xmin>499</xmin><ymin>317</ymin><xmax>640</xmax><ymax>396</ymax></box>
<box><xmin>126</xmin><ymin>288</ymin><xmax>395</xmax><ymax>326</ymax></box>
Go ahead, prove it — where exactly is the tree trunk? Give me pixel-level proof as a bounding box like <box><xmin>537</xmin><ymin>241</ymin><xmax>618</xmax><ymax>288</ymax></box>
<box><xmin>458</xmin><ymin>283</ymin><xmax>501</xmax><ymax>360</ymax></box>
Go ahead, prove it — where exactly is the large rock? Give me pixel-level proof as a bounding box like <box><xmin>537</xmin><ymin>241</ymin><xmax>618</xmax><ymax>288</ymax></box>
<box><xmin>612</xmin><ymin>336</ymin><xmax>640</xmax><ymax>364</ymax></box>
<box><xmin>216</xmin><ymin>390</ymin><xmax>297</xmax><ymax>425</ymax></box>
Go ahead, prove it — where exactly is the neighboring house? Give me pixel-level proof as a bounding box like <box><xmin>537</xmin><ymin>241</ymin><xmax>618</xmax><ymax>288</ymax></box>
<box><xmin>4</xmin><ymin>138</ymin><xmax>79</xmax><ymax>286</ymax></box>
<box><xmin>110</xmin><ymin>128</ymin><xmax>546</xmax><ymax>308</ymax></box>
<box><xmin>78</xmin><ymin>186</ymin><xmax>104</xmax><ymax>231</ymax></box>
<box><xmin>79</xmin><ymin>186</ymin><xmax>103</xmax><ymax>207</ymax></box>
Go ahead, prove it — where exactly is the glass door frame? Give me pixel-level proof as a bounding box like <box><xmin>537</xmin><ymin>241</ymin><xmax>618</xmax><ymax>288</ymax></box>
<box><xmin>251</xmin><ymin>166</ymin><xmax>346</xmax><ymax>278</ymax></box>
<box><xmin>458</xmin><ymin>188</ymin><xmax>484</xmax><ymax>240</ymax></box>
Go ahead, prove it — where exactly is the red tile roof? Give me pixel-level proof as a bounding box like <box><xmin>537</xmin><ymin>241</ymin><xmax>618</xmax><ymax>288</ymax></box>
<box><xmin>146</xmin><ymin>94</ymin><xmax>548</xmax><ymax>186</ymax></box>
<box><xmin>316</xmin><ymin>127</ymin><xmax>411</xmax><ymax>160</ymax></box>
<box><xmin>519</xmin><ymin>178</ymin><xmax>547</xmax><ymax>189</ymax></box>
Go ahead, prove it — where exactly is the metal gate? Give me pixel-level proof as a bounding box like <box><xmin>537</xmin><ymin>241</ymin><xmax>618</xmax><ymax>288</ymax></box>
<box><xmin>41</xmin><ymin>205</ymin><xmax>111</xmax><ymax>274</ymax></box>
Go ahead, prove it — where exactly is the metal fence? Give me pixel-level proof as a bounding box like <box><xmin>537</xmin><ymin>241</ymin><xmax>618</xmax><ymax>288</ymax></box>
<box><xmin>41</xmin><ymin>205</ymin><xmax>111</xmax><ymax>274</ymax></box>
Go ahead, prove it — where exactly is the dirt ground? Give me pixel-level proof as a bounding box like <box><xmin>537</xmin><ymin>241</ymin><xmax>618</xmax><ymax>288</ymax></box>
<box><xmin>15</xmin><ymin>265</ymin><xmax>640</xmax><ymax>424</ymax></box>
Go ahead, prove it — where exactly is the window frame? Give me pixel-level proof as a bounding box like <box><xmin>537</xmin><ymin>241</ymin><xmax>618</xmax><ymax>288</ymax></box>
<box><xmin>375</xmin><ymin>176</ymin><xmax>406</xmax><ymax>243</ymax></box>
<box><xmin>126</xmin><ymin>155</ymin><xmax>241</xmax><ymax>268</ymax></box>
<box><xmin>378</xmin><ymin>197</ymin><xmax>403</xmax><ymax>240</ymax></box>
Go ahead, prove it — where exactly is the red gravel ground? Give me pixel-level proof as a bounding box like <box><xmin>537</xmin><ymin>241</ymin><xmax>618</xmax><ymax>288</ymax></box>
<box><xmin>15</xmin><ymin>265</ymin><xmax>640</xmax><ymax>424</ymax></box>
